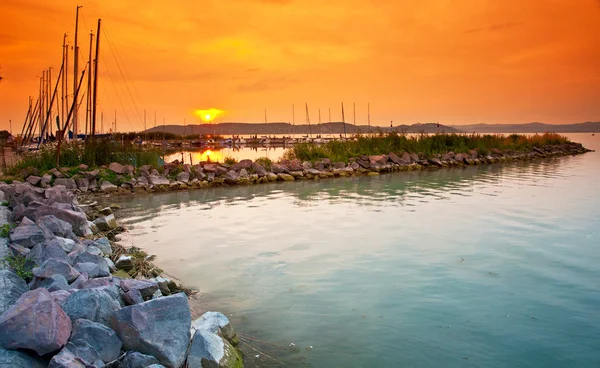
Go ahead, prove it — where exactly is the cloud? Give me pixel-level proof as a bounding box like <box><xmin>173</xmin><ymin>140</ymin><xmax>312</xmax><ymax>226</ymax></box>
<box><xmin>236</xmin><ymin>74</ymin><xmax>296</xmax><ymax>92</ymax></box>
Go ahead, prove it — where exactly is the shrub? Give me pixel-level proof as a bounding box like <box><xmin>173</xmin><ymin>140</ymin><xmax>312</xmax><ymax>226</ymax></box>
<box><xmin>224</xmin><ymin>156</ymin><xmax>237</xmax><ymax>165</ymax></box>
<box><xmin>2</xmin><ymin>254</ymin><xmax>33</xmax><ymax>281</ymax></box>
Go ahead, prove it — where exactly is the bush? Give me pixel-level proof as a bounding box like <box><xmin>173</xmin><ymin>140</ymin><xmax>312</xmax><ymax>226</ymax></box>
<box><xmin>0</xmin><ymin>223</ymin><xmax>14</xmax><ymax>237</ymax></box>
<box><xmin>224</xmin><ymin>156</ymin><xmax>237</xmax><ymax>165</ymax></box>
<box><xmin>2</xmin><ymin>254</ymin><xmax>33</xmax><ymax>281</ymax></box>
<box><xmin>254</xmin><ymin>157</ymin><xmax>272</xmax><ymax>170</ymax></box>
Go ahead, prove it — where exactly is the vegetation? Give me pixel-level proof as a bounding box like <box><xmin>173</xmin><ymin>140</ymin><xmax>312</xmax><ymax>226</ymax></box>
<box><xmin>6</xmin><ymin>139</ymin><xmax>162</xmax><ymax>175</ymax></box>
<box><xmin>254</xmin><ymin>157</ymin><xmax>272</xmax><ymax>171</ymax></box>
<box><xmin>224</xmin><ymin>156</ymin><xmax>237</xmax><ymax>165</ymax></box>
<box><xmin>0</xmin><ymin>223</ymin><xmax>14</xmax><ymax>237</ymax></box>
<box><xmin>285</xmin><ymin>132</ymin><xmax>570</xmax><ymax>163</ymax></box>
<box><xmin>2</xmin><ymin>254</ymin><xmax>33</xmax><ymax>281</ymax></box>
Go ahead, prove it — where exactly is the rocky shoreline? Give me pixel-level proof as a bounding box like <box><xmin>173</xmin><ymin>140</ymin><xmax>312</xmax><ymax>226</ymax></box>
<box><xmin>8</xmin><ymin>142</ymin><xmax>592</xmax><ymax>198</ymax></box>
<box><xmin>0</xmin><ymin>182</ymin><xmax>243</xmax><ymax>367</ymax></box>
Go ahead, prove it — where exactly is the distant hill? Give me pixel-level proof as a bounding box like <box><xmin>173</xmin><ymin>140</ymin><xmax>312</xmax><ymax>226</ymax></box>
<box><xmin>452</xmin><ymin>122</ymin><xmax>600</xmax><ymax>133</ymax></box>
<box><xmin>143</xmin><ymin>122</ymin><xmax>462</xmax><ymax>136</ymax></box>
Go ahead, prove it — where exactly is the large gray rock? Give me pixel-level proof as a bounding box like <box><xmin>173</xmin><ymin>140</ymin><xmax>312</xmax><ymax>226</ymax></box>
<box><xmin>26</xmin><ymin>175</ymin><xmax>42</xmax><ymax>186</ymax></box>
<box><xmin>36</xmin><ymin>215</ymin><xmax>74</xmax><ymax>238</ymax></box>
<box><xmin>111</xmin><ymin>293</ymin><xmax>191</xmax><ymax>367</ymax></box>
<box><xmin>176</xmin><ymin>172</ymin><xmax>190</xmax><ymax>183</ymax></box>
<box><xmin>191</xmin><ymin>311</ymin><xmax>238</xmax><ymax>345</ymax></box>
<box><xmin>120</xmin><ymin>279</ymin><xmax>159</xmax><ymax>300</ymax></box>
<box><xmin>74</xmin><ymin>262</ymin><xmax>100</xmax><ymax>279</ymax></box>
<box><xmin>32</xmin><ymin>258</ymin><xmax>80</xmax><ymax>283</ymax></box>
<box><xmin>50</xmin><ymin>289</ymin><xmax>72</xmax><ymax>308</ymax></box>
<box><xmin>100</xmin><ymin>181</ymin><xmax>118</xmax><ymax>193</ymax></box>
<box><xmin>0</xmin><ymin>288</ymin><xmax>71</xmax><ymax>355</ymax></box>
<box><xmin>0</xmin><ymin>348</ymin><xmax>47</xmax><ymax>368</ymax></box>
<box><xmin>29</xmin><ymin>274</ymin><xmax>71</xmax><ymax>292</ymax></box>
<box><xmin>93</xmin><ymin>214</ymin><xmax>118</xmax><ymax>232</ymax></box>
<box><xmin>122</xmin><ymin>289</ymin><xmax>144</xmax><ymax>306</ymax></box>
<box><xmin>63</xmin><ymin>288</ymin><xmax>121</xmax><ymax>327</ymax></box>
<box><xmin>36</xmin><ymin>204</ymin><xmax>89</xmax><ymax>236</ymax></box>
<box><xmin>109</xmin><ymin>162</ymin><xmax>126</xmax><ymax>174</ymax></box>
<box><xmin>9</xmin><ymin>223</ymin><xmax>51</xmax><ymax>249</ymax></box>
<box><xmin>53</xmin><ymin>178</ymin><xmax>77</xmax><ymax>190</ymax></box>
<box><xmin>251</xmin><ymin>162</ymin><xmax>267</xmax><ymax>177</ymax></box>
<box><xmin>118</xmin><ymin>351</ymin><xmax>160</xmax><ymax>368</ymax></box>
<box><xmin>94</xmin><ymin>237</ymin><xmax>112</xmax><ymax>255</ymax></box>
<box><xmin>186</xmin><ymin>329</ymin><xmax>242</xmax><ymax>368</ymax></box>
<box><xmin>26</xmin><ymin>238</ymin><xmax>73</xmax><ymax>268</ymax></box>
<box><xmin>72</xmin><ymin>251</ymin><xmax>110</xmax><ymax>277</ymax></box>
<box><xmin>69</xmin><ymin>319</ymin><xmax>123</xmax><ymax>363</ymax></box>
<box><xmin>148</xmin><ymin>175</ymin><xmax>169</xmax><ymax>186</ymax></box>
<box><xmin>48</xmin><ymin>349</ymin><xmax>86</xmax><ymax>367</ymax></box>
<box><xmin>224</xmin><ymin>170</ymin><xmax>238</xmax><ymax>184</ymax></box>
<box><xmin>0</xmin><ymin>270</ymin><xmax>29</xmax><ymax>316</ymax></box>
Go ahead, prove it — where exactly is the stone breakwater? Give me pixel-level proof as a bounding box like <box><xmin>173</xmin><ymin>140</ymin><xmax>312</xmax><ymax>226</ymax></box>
<box><xmin>15</xmin><ymin>142</ymin><xmax>592</xmax><ymax>196</ymax></box>
<box><xmin>0</xmin><ymin>183</ymin><xmax>243</xmax><ymax>367</ymax></box>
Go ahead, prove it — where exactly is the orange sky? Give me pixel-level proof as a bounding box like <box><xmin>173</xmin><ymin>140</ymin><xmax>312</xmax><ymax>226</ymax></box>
<box><xmin>1</xmin><ymin>0</ymin><xmax>599</xmax><ymax>133</ymax></box>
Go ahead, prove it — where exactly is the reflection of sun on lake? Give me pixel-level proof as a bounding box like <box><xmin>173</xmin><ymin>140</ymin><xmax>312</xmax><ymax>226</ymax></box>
<box><xmin>163</xmin><ymin>146</ymin><xmax>289</xmax><ymax>165</ymax></box>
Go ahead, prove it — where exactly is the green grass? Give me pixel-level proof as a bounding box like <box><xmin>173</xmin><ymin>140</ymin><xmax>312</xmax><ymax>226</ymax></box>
<box><xmin>6</xmin><ymin>139</ymin><xmax>162</xmax><ymax>176</ymax></box>
<box><xmin>285</xmin><ymin>132</ymin><xmax>570</xmax><ymax>163</ymax></box>
<box><xmin>2</xmin><ymin>254</ymin><xmax>33</xmax><ymax>281</ymax></box>
<box><xmin>254</xmin><ymin>157</ymin><xmax>272</xmax><ymax>171</ymax></box>
<box><xmin>224</xmin><ymin>156</ymin><xmax>237</xmax><ymax>165</ymax></box>
<box><xmin>0</xmin><ymin>223</ymin><xmax>14</xmax><ymax>237</ymax></box>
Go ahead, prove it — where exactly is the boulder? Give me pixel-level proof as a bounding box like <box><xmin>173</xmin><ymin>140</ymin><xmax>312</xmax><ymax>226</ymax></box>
<box><xmin>26</xmin><ymin>239</ymin><xmax>73</xmax><ymax>268</ymax></box>
<box><xmin>100</xmin><ymin>181</ymin><xmax>118</xmax><ymax>193</ymax></box>
<box><xmin>333</xmin><ymin>162</ymin><xmax>346</xmax><ymax>169</ymax></box>
<box><xmin>63</xmin><ymin>288</ymin><xmax>121</xmax><ymax>327</ymax></box>
<box><xmin>118</xmin><ymin>351</ymin><xmax>160</xmax><ymax>368</ymax></box>
<box><xmin>86</xmin><ymin>169</ymin><xmax>100</xmax><ymax>180</ymax></box>
<box><xmin>277</xmin><ymin>173</ymin><xmax>295</xmax><ymax>181</ymax></box>
<box><xmin>122</xmin><ymin>289</ymin><xmax>144</xmax><ymax>306</ymax></box>
<box><xmin>266</xmin><ymin>172</ymin><xmax>278</xmax><ymax>181</ymax></box>
<box><xmin>50</xmin><ymin>168</ymin><xmax>66</xmax><ymax>179</ymax></box>
<box><xmin>271</xmin><ymin>163</ymin><xmax>286</xmax><ymax>174</ymax></box>
<box><xmin>50</xmin><ymin>290</ymin><xmax>72</xmax><ymax>308</ymax></box>
<box><xmin>176</xmin><ymin>172</ymin><xmax>190</xmax><ymax>183</ymax></box>
<box><xmin>36</xmin><ymin>204</ymin><xmax>89</xmax><ymax>236</ymax></box>
<box><xmin>224</xmin><ymin>170</ymin><xmax>239</xmax><ymax>184</ymax></box>
<box><xmin>388</xmin><ymin>152</ymin><xmax>404</xmax><ymax>165</ymax></box>
<box><xmin>187</xmin><ymin>328</ymin><xmax>242</xmax><ymax>368</ymax></box>
<box><xmin>94</xmin><ymin>237</ymin><xmax>112</xmax><ymax>256</ymax></box>
<box><xmin>69</xmin><ymin>318</ymin><xmax>122</xmax><ymax>363</ymax></box>
<box><xmin>75</xmin><ymin>178</ymin><xmax>89</xmax><ymax>192</ymax></box>
<box><xmin>109</xmin><ymin>162</ymin><xmax>126</xmax><ymax>174</ymax></box>
<box><xmin>53</xmin><ymin>178</ymin><xmax>77</xmax><ymax>190</ymax></box>
<box><xmin>0</xmin><ymin>270</ymin><xmax>29</xmax><ymax>316</ymax></box>
<box><xmin>93</xmin><ymin>214</ymin><xmax>118</xmax><ymax>232</ymax></box>
<box><xmin>9</xmin><ymin>223</ymin><xmax>51</xmax><ymax>249</ymax></box>
<box><xmin>74</xmin><ymin>262</ymin><xmax>101</xmax><ymax>279</ymax></box>
<box><xmin>0</xmin><ymin>348</ymin><xmax>47</xmax><ymax>368</ymax></box>
<box><xmin>148</xmin><ymin>175</ymin><xmax>170</xmax><ymax>186</ymax></box>
<box><xmin>32</xmin><ymin>258</ymin><xmax>80</xmax><ymax>283</ymax></box>
<box><xmin>29</xmin><ymin>274</ymin><xmax>71</xmax><ymax>292</ymax></box>
<box><xmin>428</xmin><ymin>157</ymin><xmax>443</xmax><ymax>167</ymax></box>
<box><xmin>191</xmin><ymin>311</ymin><xmax>238</xmax><ymax>345</ymax></box>
<box><xmin>115</xmin><ymin>255</ymin><xmax>134</xmax><ymax>271</ymax></box>
<box><xmin>36</xmin><ymin>215</ymin><xmax>74</xmax><ymax>238</ymax></box>
<box><xmin>48</xmin><ymin>348</ymin><xmax>88</xmax><ymax>368</ymax></box>
<box><xmin>251</xmin><ymin>162</ymin><xmax>267</xmax><ymax>177</ymax></box>
<box><xmin>26</xmin><ymin>175</ymin><xmax>42</xmax><ymax>186</ymax></box>
<box><xmin>111</xmin><ymin>293</ymin><xmax>191</xmax><ymax>368</ymax></box>
<box><xmin>0</xmin><ymin>288</ymin><xmax>71</xmax><ymax>355</ymax></box>
<box><xmin>203</xmin><ymin>164</ymin><xmax>217</xmax><ymax>173</ymax></box>
<box><xmin>120</xmin><ymin>279</ymin><xmax>159</xmax><ymax>300</ymax></box>
<box><xmin>40</xmin><ymin>174</ymin><xmax>53</xmax><ymax>187</ymax></box>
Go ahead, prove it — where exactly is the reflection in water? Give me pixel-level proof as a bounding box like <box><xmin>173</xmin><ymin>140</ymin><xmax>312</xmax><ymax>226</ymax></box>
<box><xmin>114</xmin><ymin>134</ymin><xmax>600</xmax><ymax>368</ymax></box>
<box><xmin>163</xmin><ymin>146</ymin><xmax>288</xmax><ymax>164</ymax></box>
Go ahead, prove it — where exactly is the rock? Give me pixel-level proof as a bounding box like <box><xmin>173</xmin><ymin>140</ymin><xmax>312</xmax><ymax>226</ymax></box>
<box><xmin>0</xmin><ymin>270</ymin><xmax>29</xmax><ymax>316</ymax></box>
<box><xmin>36</xmin><ymin>204</ymin><xmax>90</xmax><ymax>236</ymax></box>
<box><xmin>176</xmin><ymin>172</ymin><xmax>190</xmax><ymax>183</ymax></box>
<box><xmin>231</xmin><ymin>159</ymin><xmax>252</xmax><ymax>171</ymax></box>
<box><xmin>388</xmin><ymin>152</ymin><xmax>404</xmax><ymax>165</ymax></box>
<box><xmin>86</xmin><ymin>169</ymin><xmax>100</xmax><ymax>180</ymax></box>
<box><xmin>224</xmin><ymin>170</ymin><xmax>239</xmax><ymax>184</ymax></box>
<box><xmin>109</xmin><ymin>162</ymin><xmax>126</xmax><ymax>174</ymax></box>
<box><xmin>105</xmin><ymin>257</ymin><xmax>116</xmax><ymax>272</ymax></box>
<box><xmin>33</xmin><ymin>258</ymin><xmax>80</xmax><ymax>283</ymax></box>
<box><xmin>0</xmin><ymin>348</ymin><xmax>46</xmax><ymax>368</ymax></box>
<box><xmin>81</xmin><ymin>276</ymin><xmax>115</xmax><ymax>289</ymax></box>
<box><xmin>9</xmin><ymin>223</ymin><xmax>51</xmax><ymax>248</ymax></box>
<box><xmin>0</xmin><ymin>288</ymin><xmax>71</xmax><ymax>355</ymax></box>
<box><xmin>277</xmin><ymin>173</ymin><xmax>295</xmax><ymax>181</ymax></box>
<box><xmin>78</xmin><ymin>164</ymin><xmax>89</xmax><ymax>171</ymax></box>
<box><xmin>428</xmin><ymin>157</ymin><xmax>443</xmax><ymax>167</ymax></box>
<box><xmin>100</xmin><ymin>181</ymin><xmax>118</xmax><ymax>193</ymax></box>
<box><xmin>70</xmin><ymin>272</ymin><xmax>89</xmax><ymax>289</ymax></box>
<box><xmin>50</xmin><ymin>290</ymin><xmax>72</xmax><ymax>308</ymax></box>
<box><xmin>94</xmin><ymin>237</ymin><xmax>112</xmax><ymax>256</ymax></box>
<box><xmin>54</xmin><ymin>178</ymin><xmax>77</xmax><ymax>190</ymax></box>
<box><xmin>48</xmin><ymin>348</ymin><xmax>87</xmax><ymax>368</ymax></box>
<box><xmin>187</xmin><ymin>328</ymin><xmax>243</xmax><ymax>368</ymax></box>
<box><xmin>120</xmin><ymin>279</ymin><xmax>159</xmax><ymax>300</ymax></box>
<box><xmin>150</xmin><ymin>276</ymin><xmax>172</xmax><ymax>296</ymax></box>
<box><xmin>251</xmin><ymin>162</ymin><xmax>267</xmax><ymax>177</ymax></box>
<box><xmin>191</xmin><ymin>311</ymin><xmax>238</xmax><ymax>345</ymax></box>
<box><xmin>271</xmin><ymin>163</ymin><xmax>286</xmax><ymax>174</ymax></box>
<box><xmin>122</xmin><ymin>289</ymin><xmax>144</xmax><ymax>305</ymax></box>
<box><xmin>333</xmin><ymin>162</ymin><xmax>346</xmax><ymax>169</ymax></box>
<box><xmin>63</xmin><ymin>288</ymin><xmax>121</xmax><ymax>327</ymax></box>
<box><xmin>50</xmin><ymin>168</ymin><xmax>66</xmax><ymax>179</ymax></box>
<box><xmin>93</xmin><ymin>214</ymin><xmax>118</xmax><ymax>232</ymax></box>
<box><xmin>40</xmin><ymin>174</ymin><xmax>53</xmax><ymax>187</ymax></box>
<box><xmin>29</xmin><ymin>274</ymin><xmax>71</xmax><ymax>292</ymax></box>
<box><xmin>203</xmin><ymin>164</ymin><xmax>217</xmax><ymax>173</ymax></box>
<box><xmin>36</xmin><ymin>215</ymin><xmax>74</xmax><ymax>238</ymax></box>
<box><xmin>74</xmin><ymin>262</ymin><xmax>101</xmax><ymax>279</ymax></box>
<box><xmin>26</xmin><ymin>238</ymin><xmax>73</xmax><ymax>268</ymax></box>
<box><xmin>100</xmin><ymin>207</ymin><xmax>113</xmax><ymax>216</ymax></box>
<box><xmin>148</xmin><ymin>175</ymin><xmax>170</xmax><ymax>186</ymax></box>
<box><xmin>69</xmin><ymin>319</ymin><xmax>122</xmax><ymax>363</ymax></box>
<box><xmin>266</xmin><ymin>172</ymin><xmax>278</xmax><ymax>181</ymax></box>
<box><xmin>238</xmin><ymin>168</ymin><xmax>249</xmax><ymax>178</ymax></box>
<box><xmin>55</xmin><ymin>237</ymin><xmax>76</xmax><ymax>253</ymax></box>
<box><xmin>111</xmin><ymin>293</ymin><xmax>191</xmax><ymax>368</ymax></box>
<box><xmin>357</xmin><ymin>157</ymin><xmax>370</xmax><ymax>169</ymax></box>
<box><xmin>26</xmin><ymin>175</ymin><xmax>42</xmax><ymax>186</ymax></box>
<box><xmin>115</xmin><ymin>255</ymin><xmax>133</xmax><ymax>271</ymax></box>
<box><xmin>118</xmin><ymin>351</ymin><xmax>160</xmax><ymax>368</ymax></box>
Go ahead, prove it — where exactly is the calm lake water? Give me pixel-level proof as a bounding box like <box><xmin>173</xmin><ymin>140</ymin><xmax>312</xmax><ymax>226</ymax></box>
<box><xmin>116</xmin><ymin>133</ymin><xmax>600</xmax><ymax>367</ymax></box>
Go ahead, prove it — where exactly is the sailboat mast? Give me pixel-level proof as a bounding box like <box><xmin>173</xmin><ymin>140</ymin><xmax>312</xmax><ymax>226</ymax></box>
<box><xmin>73</xmin><ymin>5</ymin><xmax>81</xmax><ymax>137</ymax></box>
<box><xmin>85</xmin><ymin>31</ymin><xmax>93</xmax><ymax>139</ymax></box>
<box><xmin>61</xmin><ymin>34</ymin><xmax>67</xmax><ymax>128</ymax></box>
<box><xmin>91</xmin><ymin>18</ymin><xmax>101</xmax><ymax>140</ymax></box>
<box><xmin>368</xmin><ymin>103</ymin><xmax>370</xmax><ymax>133</ymax></box>
<box><xmin>318</xmin><ymin>109</ymin><xmax>321</xmax><ymax>125</ymax></box>
<box><xmin>341</xmin><ymin>102</ymin><xmax>346</xmax><ymax>138</ymax></box>
<box><xmin>305</xmin><ymin>103</ymin><xmax>311</xmax><ymax>138</ymax></box>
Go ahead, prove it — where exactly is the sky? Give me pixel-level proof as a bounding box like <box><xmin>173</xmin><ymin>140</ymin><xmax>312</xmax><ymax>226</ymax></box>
<box><xmin>0</xmin><ymin>0</ymin><xmax>599</xmax><ymax>133</ymax></box>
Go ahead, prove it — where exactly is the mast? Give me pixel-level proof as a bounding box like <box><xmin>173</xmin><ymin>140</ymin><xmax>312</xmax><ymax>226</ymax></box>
<box><xmin>341</xmin><ymin>102</ymin><xmax>346</xmax><ymax>138</ymax></box>
<box><xmin>61</xmin><ymin>34</ymin><xmax>67</xmax><ymax>128</ymax></box>
<box><xmin>38</xmin><ymin>63</ymin><xmax>64</xmax><ymax>149</ymax></box>
<box><xmin>353</xmin><ymin>102</ymin><xmax>356</xmax><ymax>130</ymax></box>
<box><xmin>305</xmin><ymin>103</ymin><xmax>311</xmax><ymax>138</ymax></box>
<box><xmin>85</xmin><ymin>31</ymin><xmax>93</xmax><ymax>139</ymax></box>
<box><xmin>318</xmin><ymin>109</ymin><xmax>321</xmax><ymax>125</ymax></box>
<box><xmin>264</xmin><ymin>109</ymin><xmax>267</xmax><ymax>124</ymax></box>
<box><xmin>73</xmin><ymin>5</ymin><xmax>81</xmax><ymax>137</ymax></box>
<box><xmin>91</xmin><ymin>18</ymin><xmax>101</xmax><ymax>140</ymax></box>
<box><xmin>39</xmin><ymin>72</ymin><xmax>44</xmax><ymax>141</ymax></box>
<box><xmin>20</xmin><ymin>97</ymin><xmax>32</xmax><ymax>138</ymax></box>
<box><xmin>144</xmin><ymin>109</ymin><xmax>147</xmax><ymax>140</ymax></box>
<box><xmin>367</xmin><ymin>103</ymin><xmax>370</xmax><ymax>134</ymax></box>
<box><xmin>329</xmin><ymin>108</ymin><xmax>331</xmax><ymax>123</ymax></box>
<box><xmin>57</xmin><ymin>69</ymin><xmax>86</xmax><ymax>167</ymax></box>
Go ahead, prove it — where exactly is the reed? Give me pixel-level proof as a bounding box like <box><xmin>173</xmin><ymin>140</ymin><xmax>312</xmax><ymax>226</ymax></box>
<box><xmin>287</xmin><ymin>132</ymin><xmax>570</xmax><ymax>163</ymax></box>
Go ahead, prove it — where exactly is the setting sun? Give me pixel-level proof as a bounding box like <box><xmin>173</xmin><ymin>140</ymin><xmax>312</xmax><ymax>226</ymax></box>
<box><xmin>195</xmin><ymin>108</ymin><xmax>225</xmax><ymax>123</ymax></box>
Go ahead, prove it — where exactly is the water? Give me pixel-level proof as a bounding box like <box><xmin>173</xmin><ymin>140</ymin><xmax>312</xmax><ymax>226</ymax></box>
<box><xmin>163</xmin><ymin>146</ymin><xmax>288</xmax><ymax>165</ymax></box>
<box><xmin>116</xmin><ymin>134</ymin><xmax>600</xmax><ymax>367</ymax></box>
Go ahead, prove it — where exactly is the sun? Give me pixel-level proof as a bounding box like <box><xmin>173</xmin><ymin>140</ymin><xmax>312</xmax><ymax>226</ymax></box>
<box><xmin>205</xmin><ymin>114</ymin><xmax>211</xmax><ymax>121</ymax></box>
<box><xmin>195</xmin><ymin>108</ymin><xmax>225</xmax><ymax>122</ymax></box>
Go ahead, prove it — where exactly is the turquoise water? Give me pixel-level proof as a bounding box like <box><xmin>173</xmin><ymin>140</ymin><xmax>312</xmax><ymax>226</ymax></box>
<box><xmin>117</xmin><ymin>134</ymin><xmax>600</xmax><ymax>367</ymax></box>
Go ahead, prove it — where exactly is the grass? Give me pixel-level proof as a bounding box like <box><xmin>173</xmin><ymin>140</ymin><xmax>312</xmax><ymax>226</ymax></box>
<box><xmin>6</xmin><ymin>139</ymin><xmax>162</xmax><ymax>176</ymax></box>
<box><xmin>224</xmin><ymin>156</ymin><xmax>238</xmax><ymax>165</ymax></box>
<box><xmin>2</xmin><ymin>254</ymin><xmax>33</xmax><ymax>281</ymax></box>
<box><xmin>254</xmin><ymin>157</ymin><xmax>272</xmax><ymax>170</ymax></box>
<box><xmin>0</xmin><ymin>223</ymin><xmax>14</xmax><ymax>237</ymax></box>
<box><xmin>285</xmin><ymin>132</ymin><xmax>570</xmax><ymax>163</ymax></box>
